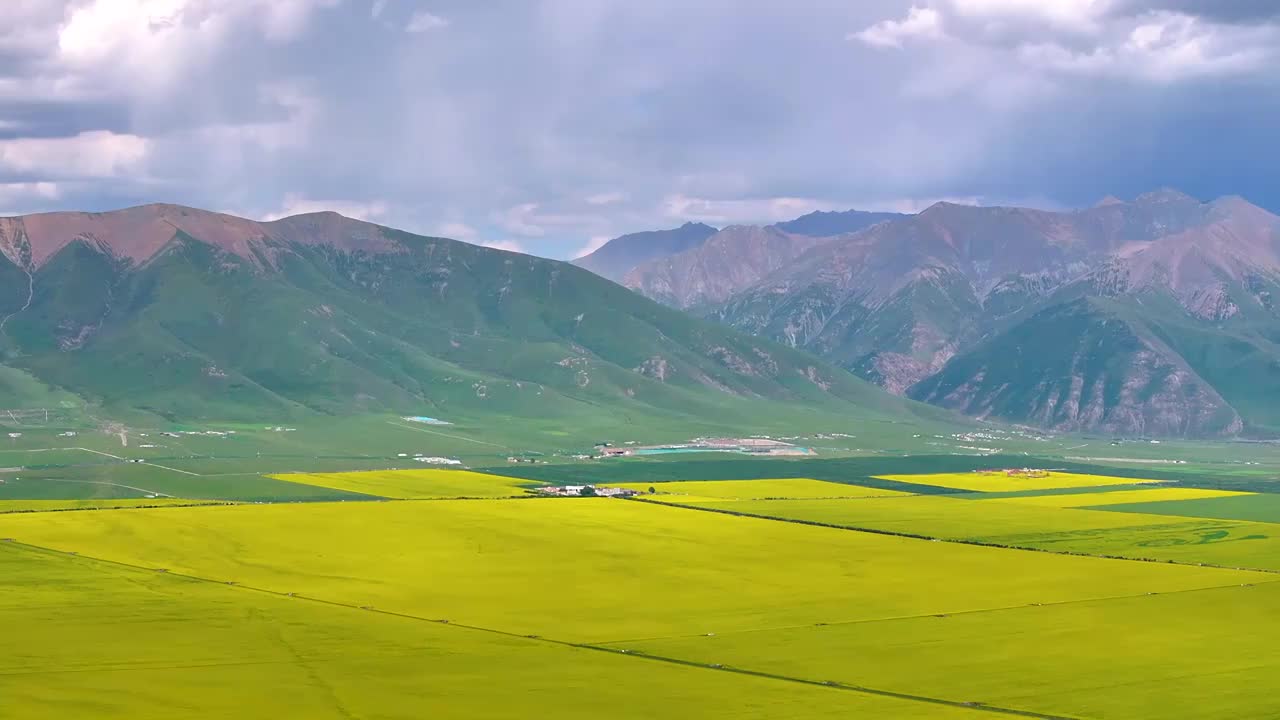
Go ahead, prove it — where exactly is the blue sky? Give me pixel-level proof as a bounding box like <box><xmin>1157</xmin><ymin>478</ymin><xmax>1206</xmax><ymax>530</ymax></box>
<box><xmin>1</xmin><ymin>1</ymin><xmax>1277</xmax><ymax>259</ymax></box>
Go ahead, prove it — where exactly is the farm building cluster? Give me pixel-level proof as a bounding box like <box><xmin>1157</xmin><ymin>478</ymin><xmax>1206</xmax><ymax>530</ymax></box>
<box><xmin>537</xmin><ymin>485</ymin><xmax>638</xmax><ymax>497</ymax></box>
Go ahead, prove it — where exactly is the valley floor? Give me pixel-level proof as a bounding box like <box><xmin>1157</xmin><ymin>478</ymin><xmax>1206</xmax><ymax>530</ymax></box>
<box><xmin>4</xmin><ymin>445</ymin><xmax>1280</xmax><ymax>718</ymax></box>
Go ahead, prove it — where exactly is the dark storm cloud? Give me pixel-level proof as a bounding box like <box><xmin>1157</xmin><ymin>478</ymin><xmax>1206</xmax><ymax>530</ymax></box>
<box><xmin>1113</xmin><ymin>0</ymin><xmax>1280</xmax><ymax>22</ymax></box>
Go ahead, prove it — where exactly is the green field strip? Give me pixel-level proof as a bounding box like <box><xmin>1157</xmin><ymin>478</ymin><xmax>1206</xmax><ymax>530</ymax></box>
<box><xmin>634</xmin><ymin>496</ymin><xmax>1280</xmax><ymax>574</ymax></box>
<box><xmin>1091</xmin><ymin>493</ymin><xmax>1280</xmax><ymax>523</ymax></box>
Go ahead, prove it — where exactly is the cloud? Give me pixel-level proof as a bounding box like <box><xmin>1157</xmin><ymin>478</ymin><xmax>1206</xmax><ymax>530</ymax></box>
<box><xmin>481</xmin><ymin>239</ymin><xmax>525</xmax><ymax>254</ymax></box>
<box><xmin>851</xmin><ymin>6</ymin><xmax>943</xmax><ymax>48</ymax></box>
<box><xmin>1018</xmin><ymin>12</ymin><xmax>1279</xmax><ymax>81</ymax></box>
<box><xmin>406</xmin><ymin>11</ymin><xmax>448</xmax><ymax>33</ymax></box>
<box><xmin>856</xmin><ymin>2</ymin><xmax>1280</xmax><ymax>85</ymax></box>
<box><xmin>0</xmin><ymin>1</ymin><xmax>1275</xmax><ymax>260</ymax></box>
<box><xmin>0</xmin><ymin>181</ymin><xmax>60</xmax><ymax>200</ymax></box>
<box><xmin>435</xmin><ymin>221</ymin><xmax>478</xmax><ymax>240</ymax></box>
<box><xmin>0</xmin><ymin>131</ymin><xmax>150</xmax><ymax>179</ymax></box>
<box><xmin>53</xmin><ymin>0</ymin><xmax>339</xmax><ymax>96</ymax></box>
<box><xmin>573</xmin><ymin>235</ymin><xmax>611</xmax><ymax>259</ymax></box>
<box><xmin>661</xmin><ymin>195</ymin><xmax>842</xmax><ymax>226</ymax></box>
<box><xmin>947</xmin><ymin>0</ymin><xmax>1111</xmax><ymax>29</ymax></box>
<box><xmin>261</xmin><ymin>193</ymin><xmax>390</xmax><ymax>222</ymax></box>
<box><xmin>494</xmin><ymin>202</ymin><xmax>606</xmax><ymax>239</ymax></box>
<box><xmin>0</xmin><ymin>181</ymin><xmax>62</xmax><ymax>216</ymax></box>
<box><xmin>585</xmin><ymin>191</ymin><xmax>627</xmax><ymax>206</ymax></box>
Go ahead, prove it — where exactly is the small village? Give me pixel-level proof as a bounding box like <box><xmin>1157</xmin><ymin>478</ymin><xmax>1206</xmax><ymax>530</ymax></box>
<box><xmin>536</xmin><ymin>484</ymin><xmax>639</xmax><ymax>498</ymax></box>
<box><xmin>592</xmin><ymin>437</ymin><xmax>815</xmax><ymax>459</ymax></box>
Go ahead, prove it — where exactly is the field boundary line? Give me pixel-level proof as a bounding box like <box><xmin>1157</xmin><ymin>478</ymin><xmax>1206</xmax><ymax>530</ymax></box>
<box><xmin>628</xmin><ymin>497</ymin><xmax>1280</xmax><ymax>575</ymax></box>
<box><xmin>71</xmin><ymin>447</ymin><xmax>126</xmax><ymax>460</ymax></box>
<box><xmin>2</xmin><ymin>476</ymin><xmax>175</xmax><ymax>498</ymax></box>
<box><xmin>595</xmin><ymin>578</ymin><xmax>1280</xmax><ymax>646</ymax></box>
<box><xmin>3</xmin><ymin>540</ymin><xmax>1077</xmax><ymax>720</ymax></box>
<box><xmin>136</xmin><ymin>461</ymin><xmax>200</xmax><ymax>476</ymax></box>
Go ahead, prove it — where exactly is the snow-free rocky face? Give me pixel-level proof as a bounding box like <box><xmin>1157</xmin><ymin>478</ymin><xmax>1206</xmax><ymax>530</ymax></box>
<box><xmin>618</xmin><ymin>191</ymin><xmax>1280</xmax><ymax>437</ymax></box>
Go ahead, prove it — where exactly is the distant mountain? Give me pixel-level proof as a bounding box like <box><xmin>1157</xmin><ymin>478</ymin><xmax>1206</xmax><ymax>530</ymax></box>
<box><xmin>681</xmin><ymin>190</ymin><xmax>1280</xmax><ymax>437</ymax></box>
<box><xmin>0</xmin><ymin>204</ymin><xmax>924</xmax><ymax>429</ymax></box>
<box><xmin>774</xmin><ymin>209</ymin><xmax>905</xmax><ymax>237</ymax></box>
<box><xmin>623</xmin><ymin>225</ymin><xmax>833</xmax><ymax>310</ymax></box>
<box><xmin>571</xmin><ymin>222</ymin><xmax>717</xmax><ymax>283</ymax></box>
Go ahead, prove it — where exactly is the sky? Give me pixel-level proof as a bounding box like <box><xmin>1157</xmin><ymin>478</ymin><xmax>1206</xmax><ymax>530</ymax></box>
<box><xmin>1</xmin><ymin>1</ymin><xmax>1277</xmax><ymax>260</ymax></box>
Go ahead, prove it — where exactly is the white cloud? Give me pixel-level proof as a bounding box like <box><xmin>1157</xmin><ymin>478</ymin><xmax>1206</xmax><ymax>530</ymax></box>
<box><xmin>851</xmin><ymin>6</ymin><xmax>943</xmax><ymax>48</ymax></box>
<box><xmin>52</xmin><ymin>0</ymin><xmax>338</xmax><ymax>94</ymax></box>
<box><xmin>947</xmin><ymin>0</ymin><xmax>1112</xmax><ymax>29</ymax></box>
<box><xmin>661</xmin><ymin>194</ymin><xmax>840</xmax><ymax>225</ymax></box>
<box><xmin>406</xmin><ymin>11</ymin><xmax>448</xmax><ymax>33</ymax></box>
<box><xmin>0</xmin><ymin>182</ymin><xmax>62</xmax><ymax>216</ymax></box>
<box><xmin>435</xmin><ymin>221</ymin><xmax>478</xmax><ymax>240</ymax></box>
<box><xmin>262</xmin><ymin>193</ymin><xmax>390</xmax><ymax>222</ymax></box>
<box><xmin>585</xmin><ymin>191</ymin><xmax>627</xmax><ymax>206</ymax></box>
<box><xmin>494</xmin><ymin>202</ymin><xmax>605</xmax><ymax>238</ymax></box>
<box><xmin>0</xmin><ymin>182</ymin><xmax>61</xmax><ymax>200</ymax></box>
<box><xmin>1019</xmin><ymin>12</ymin><xmax>1277</xmax><ymax>82</ymax></box>
<box><xmin>856</xmin><ymin>2</ymin><xmax>1279</xmax><ymax>89</ymax></box>
<box><xmin>481</xmin><ymin>239</ymin><xmax>525</xmax><ymax>253</ymax></box>
<box><xmin>572</xmin><ymin>235</ymin><xmax>611</xmax><ymax>259</ymax></box>
<box><xmin>0</xmin><ymin>131</ymin><xmax>150</xmax><ymax>179</ymax></box>
<box><xmin>496</xmin><ymin>203</ymin><xmax>546</xmax><ymax>237</ymax></box>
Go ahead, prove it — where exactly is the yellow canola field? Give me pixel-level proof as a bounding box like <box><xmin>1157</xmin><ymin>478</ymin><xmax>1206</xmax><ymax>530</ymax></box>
<box><xmin>991</xmin><ymin>487</ymin><xmax>1252</xmax><ymax>508</ymax></box>
<box><xmin>879</xmin><ymin>470</ymin><xmax>1161</xmax><ymax>493</ymax></box>
<box><xmin>0</xmin><ymin>498</ymin><xmax>1264</xmax><ymax>644</ymax></box>
<box><xmin>703</xmin><ymin>495</ymin><xmax>1164</xmax><ymax>537</ymax></box>
<box><xmin>614</xmin><ymin>581</ymin><xmax>1280</xmax><ymax>720</ymax></box>
<box><xmin>270</xmin><ymin>468</ymin><xmax>544</xmax><ymax>499</ymax></box>
<box><xmin>610</xmin><ymin>478</ymin><xmax>908</xmax><ymax>501</ymax></box>
<box><xmin>3</xmin><ymin>543</ymin><xmax>975</xmax><ymax>720</ymax></box>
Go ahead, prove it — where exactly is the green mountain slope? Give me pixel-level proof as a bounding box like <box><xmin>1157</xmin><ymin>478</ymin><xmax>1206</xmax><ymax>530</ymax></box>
<box><xmin>0</xmin><ymin>206</ymin><xmax>933</xmax><ymax>432</ymax></box>
<box><xmin>909</xmin><ymin>298</ymin><xmax>1244</xmax><ymax>436</ymax></box>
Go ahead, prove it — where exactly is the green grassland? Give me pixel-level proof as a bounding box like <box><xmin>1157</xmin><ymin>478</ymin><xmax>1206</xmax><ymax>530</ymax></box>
<box><xmin>1094</xmin><ymin>492</ymin><xmax>1280</xmax><ymax>523</ymax></box>
<box><xmin>609</xmin><ymin>478</ymin><xmax>910</xmax><ymax>501</ymax></box>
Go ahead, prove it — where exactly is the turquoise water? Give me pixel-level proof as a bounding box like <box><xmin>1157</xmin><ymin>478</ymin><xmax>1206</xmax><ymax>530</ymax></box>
<box><xmin>630</xmin><ymin>446</ymin><xmax>812</xmax><ymax>456</ymax></box>
<box><xmin>632</xmin><ymin>447</ymin><xmax>732</xmax><ymax>456</ymax></box>
<box><xmin>405</xmin><ymin>416</ymin><xmax>451</xmax><ymax>425</ymax></box>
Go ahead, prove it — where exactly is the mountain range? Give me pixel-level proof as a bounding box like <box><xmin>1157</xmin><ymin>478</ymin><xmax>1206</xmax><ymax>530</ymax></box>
<box><xmin>590</xmin><ymin>191</ymin><xmax>1280</xmax><ymax>437</ymax></box>
<box><xmin>0</xmin><ymin>204</ymin><xmax>923</xmax><ymax>432</ymax></box>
